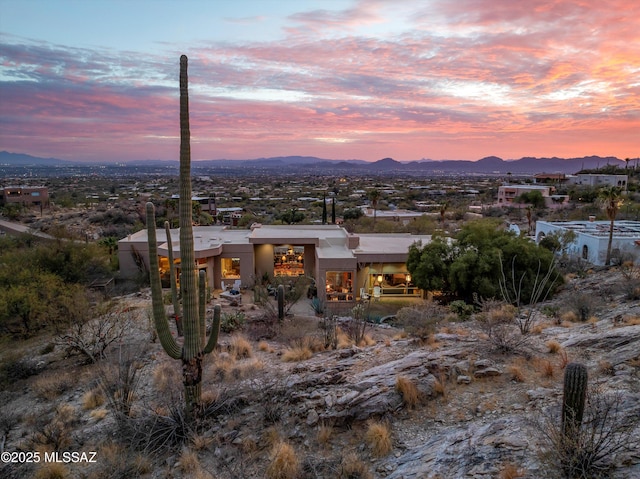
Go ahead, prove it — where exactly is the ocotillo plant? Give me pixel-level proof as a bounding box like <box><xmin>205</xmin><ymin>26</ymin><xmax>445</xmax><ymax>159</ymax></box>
<box><xmin>277</xmin><ymin>284</ymin><xmax>285</xmax><ymax>321</ymax></box>
<box><xmin>164</xmin><ymin>221</ymin><xmax>183</xmax><ymax>336</ymax></box>
<box><xmin>562</xmin><ymin>362</ymin><xmax>588</xmax><ymax>436</ymax></box>
<box><xmin>146</xmin><ymin>55</ymin><xmax>220</xmax><ymax>417</ymax></box>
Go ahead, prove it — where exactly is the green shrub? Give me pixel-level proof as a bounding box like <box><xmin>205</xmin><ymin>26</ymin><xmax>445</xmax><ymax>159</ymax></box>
<box><xmin>449</xmin><ymin>300</ymin><xmax>474</xmax><ymax>320</ymax></box>
<box><xmin>220</xmin><ymin>311</ymin><xmax>246</xmax><ymax>333</ymax></box>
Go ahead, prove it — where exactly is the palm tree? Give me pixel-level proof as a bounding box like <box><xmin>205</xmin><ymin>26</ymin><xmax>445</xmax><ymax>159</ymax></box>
<box><xmin>598</xmin><ymin>186</ymin><xmax>624</xmax><ymax>265</ymax></box>
<box><xmin>368</xmin><ymin>189</ymin><xmax>381</xmax><ymax>225</ymax></box>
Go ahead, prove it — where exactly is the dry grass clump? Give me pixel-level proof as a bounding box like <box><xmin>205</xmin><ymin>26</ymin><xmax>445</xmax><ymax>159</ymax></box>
<box><xmin>317</xmin><ymin>424</ymin><xmax>333</xmax><ymax>446</ymax></box>
<box><xmin>190</xmin><ymin>433</ymin><xmax>214</xmax><ymax>451</ymax></box>
<box><xmin>208</xmin><ymin>352</ymin><xmax>237</xmax><ymax>382</ymax></box>
<box><xmin>365</xmin><ymin>420</ymin><xmax>392</xmax><ymax>457</ymax></box>
<box><xmin>229</xmin><ymin>334</ymin><xmax>253</xmax><ymax>359</ymax></box>
<box><xmin>153</xmin><ymin>361</ymin><xmax>181</xmax><ymax>394</ymax></box>
<box><xmin>32</xmin><ymin>371</ymin><xmax>74</xmax><ymax>400</ymax></box>
<box><xmin>507</xmin><ymin>364</ymin><xmax>526</xmax><ymax>383</ymax></box>
<box><xmin>258</xmin><ymin>340</ymin><xmax>274</xmax><ymax>352</ymax></box>
<box><xmin>336</xmin><ymin>328</ymin><xmax>352</xmax><ymax>349</ymax></box>
<box><xmin>34</xmin><ymin>463</ymin><xmax>69</xmax><ymax>479</ymax></box>
<box><xmin>82</xmin><ymin>388</ymin><xmax>105</xmax><ymax>410</ymax></box>
<box><xmin>282</xmin><ymin>345</ymin><xmax>313</xmax><ymax>362</ymax></box>
<box><xmin>433</xmin><ymin>375</ymin><xmax>446</xmax><ymax>396</ymax></box>
<box><xmin>265</xmin><ymin>440</ymin><xmax>300</xmax><ymax>479</ymax></box>
<box><xmin>359</xmin><ymin>333</ymin><xmax>376</xmax><ymax>347</ymax></box>
<box><xmin>395</xmin><ymin>376</ymin><xmax>420</xmax><ymax>409</ymax></box>
<box><xmin>541</xmin><ymin>359</ymin><xmax>555</xmax><ymax>378</ymax></box>
<box><xmin>338</xmin><ymin>452</ymin><xmax>373</xmax><ymax>479</ymax></box>
<box><xmin>93</xmin><ymin>442</ymin><xmax>151</xmax><ymax>479</ymax></box>
<box><xmin>499</xmin><ymin>462</ymin><xmax>524</xmax><ymax>479</ymax></box>
<box><xmin>392</xmin><ymin>331</ymin><xmax>409</xmax><ymax>340</ymax></box>
<box><xmin>598</xmin><ymin>360</ymin><xmax>615</xmax><ymax>376</ymax></box>
<box><xmin>622</xmin><ymin>315</ymin><xmax>640</xmax><ymax>326</ymax></box>
<box><xmin>89</xmin><ymin>408</ymin><xmax>108</xmax><ymax>421</ymax></box>
<box><xmin>179</xmin><ymin>448</ymin><xmax>201</xmax><ymax>474</ymax></box>
<box><xmin>560</xmin><ymin>311</ymin><xmax>578</xmax><ymax>323</ymax></box>
<box><xmin>546</xmin><ymin>340</ymin><xmax>562</xmax><ymax>354</ymax></box>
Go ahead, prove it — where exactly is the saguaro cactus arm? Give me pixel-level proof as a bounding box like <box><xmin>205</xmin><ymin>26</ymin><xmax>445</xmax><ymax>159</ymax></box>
<box><xmin>147</xmin><ymin>202</ymin><xmax>181</xmax><ymax>359</ymax></box>
<box><xmin>199</xmin><ymin>270</ymin><xmax>206</xmax><ymax>348</ymax></box>
<box><xmin>203</xmin><ymin>304</ymin><xmax>221</xmax><ymax>354</ymax></box>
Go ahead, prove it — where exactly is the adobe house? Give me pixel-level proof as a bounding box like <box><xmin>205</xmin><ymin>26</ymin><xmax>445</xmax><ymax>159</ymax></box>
<box><xmin>118</xmin><ymin>223</ymin><xmax>431</xmax><ymax>302</ymax></box>
<box><xmin>0</xmin><ymin>186</ymin><xmax>49</xmax><ymax>207</ymax></box>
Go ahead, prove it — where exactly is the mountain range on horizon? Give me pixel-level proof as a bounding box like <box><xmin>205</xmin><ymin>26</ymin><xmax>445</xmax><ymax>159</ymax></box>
<box><xmin>0</xmin><ymin>150</ymin><xmax>633</xmax><ymax>175</ymax></box>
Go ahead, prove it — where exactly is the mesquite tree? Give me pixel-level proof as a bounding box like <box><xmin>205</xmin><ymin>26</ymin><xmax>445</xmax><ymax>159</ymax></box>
<box><xmin>146</xmin><ymin>55</ymin><xmax>220</xmax><ymax>417</ymax></box>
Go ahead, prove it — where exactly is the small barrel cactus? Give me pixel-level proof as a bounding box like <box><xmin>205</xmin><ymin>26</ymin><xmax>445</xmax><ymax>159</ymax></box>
<box><xmin>562</xmin><ymin>362</ymin><xmax>588</xmax><ymax>435</ymax></box>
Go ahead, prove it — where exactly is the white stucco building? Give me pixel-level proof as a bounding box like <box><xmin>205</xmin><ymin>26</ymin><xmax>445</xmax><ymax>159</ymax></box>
<box><xmin>568</xmin><ymin>174</ymin><xmax>628</xmax><ymax>188</ymax></box>
<box><xmin>535</xmin><ymin>220</ymin><xmax>640</xmax><ymax>265</ymax></box>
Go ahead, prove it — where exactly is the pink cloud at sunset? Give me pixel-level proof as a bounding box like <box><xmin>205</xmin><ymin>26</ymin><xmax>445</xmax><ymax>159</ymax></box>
<box><xmin>0</xmin><ymin>0</ymin><xmax>638</xmax><ymax>163</ymax></box>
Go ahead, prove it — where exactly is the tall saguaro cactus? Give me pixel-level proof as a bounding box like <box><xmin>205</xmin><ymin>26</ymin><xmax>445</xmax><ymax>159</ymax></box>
<box><xmin>146</xmin><ymin>55</ymin><xmax>220</xmax><ymax>417</ymax></box>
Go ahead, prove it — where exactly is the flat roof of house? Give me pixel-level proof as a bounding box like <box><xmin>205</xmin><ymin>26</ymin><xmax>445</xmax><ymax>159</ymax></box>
<box><xmin>354</xmin><ymin>234</ymin><xmax>431</xmax><ymax>254</ymax></box>
<box><xmin>539</xmin><ymin>220</ymin><xmax>640</xmax><ymax>238</ymax></box>
<box><xmin>119</xmin><ymin>224</ymin><xmax>430</xmax><ymax>256</ymax></box>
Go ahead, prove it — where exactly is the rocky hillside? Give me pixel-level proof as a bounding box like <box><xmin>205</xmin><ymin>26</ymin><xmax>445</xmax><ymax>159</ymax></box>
<box><xmin>1</xmin><ymin>267</ymin><xmax>639</xmax><ymax>479</ymax></box>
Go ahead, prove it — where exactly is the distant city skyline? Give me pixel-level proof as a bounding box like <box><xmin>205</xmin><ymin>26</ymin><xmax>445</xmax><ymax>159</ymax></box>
<box><xmin>1</xmin><ymin>0</ymin><xmax>639</xmax><ymax>163</ymax></box>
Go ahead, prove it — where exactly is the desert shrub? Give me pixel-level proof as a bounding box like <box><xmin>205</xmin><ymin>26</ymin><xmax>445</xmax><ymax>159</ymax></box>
<box><xmin>537</xmin><ymin>387</ymin><xmax>639</xmax><ymax>478</ymax></box>
<box><xmin>619</xmin><ymin>260</ymin><xmax>640</xmax><ymax>300</ymax></box>
<box><xmin>30</xmin><ymin>404</ymin><xmax>79</xmax><ymax>451</ymax></box>
<box><xmin>341</xmin><ymin>303</ymin><xmax>368</xmax><ymax>346</ymax></box>
<box><xmin>56</xmin><ymin>301</ymin><xmax>134</xmax><ymax>363</ymax></box>
<box><xmin>32</xmin><ymin>372</ymin><xmax>75</xmax><ymax>400</ymax></box>
<box><xmin>220</xmin><ymin>310</ymin><xmax>246</xmax><ymax>333</ymax></box>
<box><xmin>97</xmin><ymin>346</ymin><xmax>144</xmax><ymax>418</ymax></box>
<box><xmin>0</xmin><ymin>355</ymin><xmax>41</xmax><ymax>385</ymax></box>
<box><xmin>394</xmin><ymin>302</ymin><xmax>448</xmax><ymax>340</ymax></box>
<box><xmin>565</xmin><ymin>292</ymin><xmax>598</xmax><ymax>322</ymax></box>
<box><xmin>319</xmin><ymin>315</ymin><xmax>338</xmax><ymax>350</ymax></box>
<box><xmin>449</xmin><ymin>300</ymin><xmax>474</xmax><ymax>320</ymax></box>
<box><xmin>475</xmin><ymin>300</ymin><xmax>526</xmax><ymax>353</ymax></box>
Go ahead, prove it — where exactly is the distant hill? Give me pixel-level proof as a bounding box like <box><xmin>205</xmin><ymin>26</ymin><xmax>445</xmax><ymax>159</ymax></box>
<box><xmin>0</xmin><ymin>151</ymin><xmax>76</xmax><ymax>166</ymax></box>
<box><xmin>0</xmin><ymin>151</ymin><xmax>628</xmax><ymax>175</ymax></box>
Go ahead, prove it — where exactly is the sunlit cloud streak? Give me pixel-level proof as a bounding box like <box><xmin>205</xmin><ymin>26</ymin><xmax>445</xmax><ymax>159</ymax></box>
<box><xmin>0</xmin><ymin>0</ymin><xmax>639</xmax><ymax>162</ymax></box>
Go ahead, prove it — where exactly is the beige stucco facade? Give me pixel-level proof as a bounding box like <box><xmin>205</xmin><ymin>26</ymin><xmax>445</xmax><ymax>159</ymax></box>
<box><xmin>118</xmin><ymin>224</ymin><xmax>430</xmax><ymax>303</ymax></box>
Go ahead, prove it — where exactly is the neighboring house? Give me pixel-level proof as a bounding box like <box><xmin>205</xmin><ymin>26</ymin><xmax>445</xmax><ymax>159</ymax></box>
<box><xmin>118</xmin><ymin>224</ymin><xmax>430</xmax><ymax>302</ymax></box>
<box><xmin>0</xmin><ymin>186</ymin><xmax>49</xmax><ymax>207</ymax></box>
<box><xmin>533</xmin><ymin>173</ymin><xmax>569</xmax><ymax>184</ymax></box>
<box><xmin>359</xmin><ymin>206</ymin><xmax>425</xmax><ymax>225</ymax></box>
<box><xmin>496</xmin><ymin>184</ymin><xmax>568</xmax><ymax>207</ymax></box>
<box><xmin>535</xmin><ymin>220</ymin><xmax>640</xmax><ymax>265</ymax></box>
<box><xmin>568</xmin><ymin>174</ymin><xmax>628</xmax><ymax>188</ymax></box>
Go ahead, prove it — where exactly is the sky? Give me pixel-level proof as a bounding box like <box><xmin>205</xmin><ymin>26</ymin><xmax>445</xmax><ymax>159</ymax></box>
<box><xmin>0</xmin><ymin>0</ymin><xmax>639</xmax><ymax>163</ymax></box>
